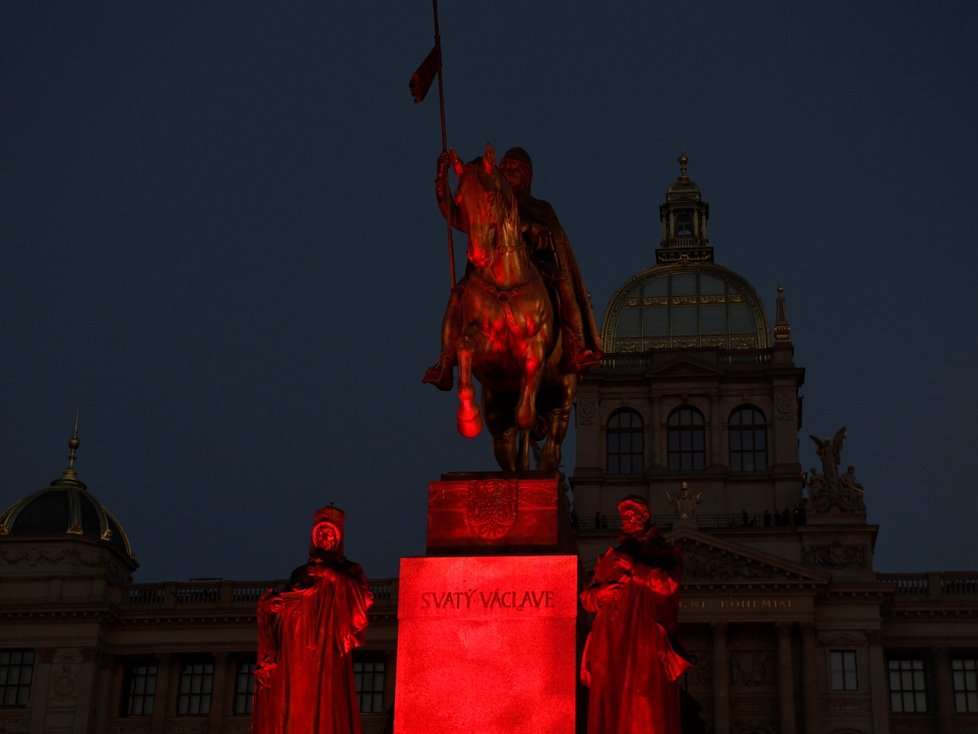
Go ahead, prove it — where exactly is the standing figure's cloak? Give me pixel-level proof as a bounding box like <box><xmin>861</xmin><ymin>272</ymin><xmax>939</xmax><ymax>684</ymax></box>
<box><xmin>254</xmin><ymin>556</ymin><xmax>374</xmax><ymax>734</ymax></box>
<box><xmin>581</xmin><ymin>531</ymin><xmax>691</xmax><ymax>734</ymax></box>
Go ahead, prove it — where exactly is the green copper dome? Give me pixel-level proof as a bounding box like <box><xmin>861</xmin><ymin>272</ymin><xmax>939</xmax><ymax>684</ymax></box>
<box><xmin>601</xmin><ymin>262</ymin><xmax>771</xmax><ymax>353</ymax></box>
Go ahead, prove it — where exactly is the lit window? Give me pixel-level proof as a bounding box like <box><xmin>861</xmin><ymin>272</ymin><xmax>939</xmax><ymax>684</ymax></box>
<box><xmin>122</xmin><ymin>661</ymin><xmax>157</xmax><ymax>716</ymax></box>
<box><xmin>353</xmin><ymin>656</ymin><xmax>385</xmax><ymax>714</ymax></box>
<box><xmin>953</xmin><ymin>658</ymin><xmax>978</xmax><ymax>713</ymax></box>
<box><xmin>729</xmin><ymin>406</ymin><xmax>767</xmax><ymax>472</ymax></box>
<box><xmin>830</xmin><ymin>650</ymin><xmax>858</xmax><ymax>691</ymax></box>
<box><xmin>0</xmin><ymin>650</ymin><xmax>34</xmax><ymax>707</ymax></box>
<box><xmin>177</xmin><ymin>661</ymin><xmax>213</xmax><ymax>715</ymax></box>
<box><xmin>667</xmin><ymin>407</ymin><xmax>705</xmax><ymax>470</ymax></box>
<box><xmin>607</xmin><ymin>410</ymin><xmax>644</xmax><ymax>475</ymax></box>
<box><xmin>889</xmin><ymin>658</ymin><xmax>927</xmax><ymax>713</ymax></box>
<box><xmin>234</xmin><ymin>661</ymin><xmax>256</xmax><ymax>715</ymax></box>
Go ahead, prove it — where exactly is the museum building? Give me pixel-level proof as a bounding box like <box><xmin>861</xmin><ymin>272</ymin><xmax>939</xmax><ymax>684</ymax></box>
<box><xmin>1</xmin><ymin>156</ymin><xmax>976</xmax><ymax>734</ymax></box>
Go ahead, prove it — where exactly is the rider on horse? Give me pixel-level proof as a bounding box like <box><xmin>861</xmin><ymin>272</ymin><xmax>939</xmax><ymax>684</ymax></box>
<box><xmin>423</xmin><ymin>147</ymin><xmax>603</xmax><ymax>391</ymax></box>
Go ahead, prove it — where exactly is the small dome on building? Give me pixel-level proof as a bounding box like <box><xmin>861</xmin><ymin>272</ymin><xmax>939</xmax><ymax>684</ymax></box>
<box><xmin>601</xmin><ymin>262</ymin><xmax>772</xmax><ymax>353</ymax></box>
<box><xmin>0</xmin><ymin>428</ymin><xmax>136</xmax><ymax>565</ymax></box>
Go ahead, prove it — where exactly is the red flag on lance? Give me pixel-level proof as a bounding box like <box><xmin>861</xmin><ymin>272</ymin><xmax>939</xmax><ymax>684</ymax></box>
<box><xmin>409</xmin><ymin>45</ymin><xmax>441</xmax><ymax>103</ymax></box>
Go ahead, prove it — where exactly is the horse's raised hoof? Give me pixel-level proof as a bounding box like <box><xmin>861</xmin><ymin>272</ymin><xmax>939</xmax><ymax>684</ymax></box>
<box><xmin>457</xmin><ymin>387</ymin><xmax>483</xmax><ymax>437</ymax></box>
<box><xmin>422</xmin><ymin>362</ymin><xmax>454</xmax><ymax>391</ymax></box>
<box><xmin>458</xmin><ymin>407</ymin><xmax>483</xmax><ymax>438</ymax></box>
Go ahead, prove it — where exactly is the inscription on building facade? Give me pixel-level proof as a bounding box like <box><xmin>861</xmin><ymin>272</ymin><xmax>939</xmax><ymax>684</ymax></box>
<box><xmin>680</xmin><ymin>597</ymin><xmax>793</xmax><ymax>611</ymax></box>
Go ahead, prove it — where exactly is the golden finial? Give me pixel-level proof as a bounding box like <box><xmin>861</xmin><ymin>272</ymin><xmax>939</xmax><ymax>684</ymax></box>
<box><xmin>774</xmin><ymin>285</ymin><xmax>792</xmax><ymax>341</ymax></box>
<box><xmin>62</xmin><ymin>413</ymin><xmax>80</xmax><ymax>481</ymax></box>
<box><xmin>678</xmin><ymin>149</ymin><xmax>689</xmax><ymax>178</ymax></box>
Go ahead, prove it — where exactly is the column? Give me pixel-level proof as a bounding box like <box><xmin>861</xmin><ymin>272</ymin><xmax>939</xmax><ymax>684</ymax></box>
<box><xmin>711</xmin><ymin>622</ymin><xmax>730</xmax><ymax>734</ymax></box>
<box><xmin>776</xmin><ymin>623</ymin><xmax>797</xmax><ymax>734</ymax></box>
<box><xmin>208</xmin><ymin>653</ymin><xmax>229</xmax><ymax>734</ymax></box>
<box><xmin>801</xmin><ymin>624</ymin><xmax>819</xmax><ymax>734</ymax></box>
<box><xmin>650</xmin><ymin>397</ymin><xmax>662</xmax><ymax>468</ymax></box>
<box><xmin>933</xmin><ymin>647</ymin><xmax>954</xmax><ymax>734</ymax></box>
<box><xmin>709</xmin><ymin>396</ymin><xmax>722</xmax><ymax>466</ymax></box>
<box><xmin>866</xmin><ymin>631</ymin><xmax>890</xmax><ymax>734</ymax></box>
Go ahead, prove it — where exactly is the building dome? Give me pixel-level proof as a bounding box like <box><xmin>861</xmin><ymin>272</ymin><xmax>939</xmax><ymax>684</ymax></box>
<box><xmin>0</xmin><ymin>429</ymin><xmax>136</xmax><ymax>565</ymax></box>
<box><xmin>601</xmin><ymin>262</ymin><xmax>772</xmax><ymax>353</ymax></box>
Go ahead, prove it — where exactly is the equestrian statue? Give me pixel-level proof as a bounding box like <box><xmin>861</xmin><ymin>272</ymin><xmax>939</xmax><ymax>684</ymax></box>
<box><xmin>423</xmin><ymin>143</ymin><xmax>602</xmax><ymax>472</ymax></box>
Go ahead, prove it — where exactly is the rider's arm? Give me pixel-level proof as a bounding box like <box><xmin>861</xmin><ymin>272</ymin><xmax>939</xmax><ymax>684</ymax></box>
<box><xmin>436</xmin><ymin>152</ymin><xmax>469</xmax><ymax>233</ymax></box>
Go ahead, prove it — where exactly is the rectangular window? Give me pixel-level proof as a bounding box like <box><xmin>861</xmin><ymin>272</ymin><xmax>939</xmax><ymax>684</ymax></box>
<box><xmin>234</xmin><ymin>661</ymin><xmax>256</xmax><ymax>715</ymax></box>
<box><xmin>830</xmin><ymin>650</ymin><xmax>858</xmax><ymax>691</ymax></box>
<box><xmin>0</xmin><ymin>650</ymin><xmax>34</xmax><ymax>707</ymax></box>
<box><xmin>889</xmin><ymin>658</ymin><xmax>927</xmax><ymax>713</ymax></box>
<box><xmin>353</xmin><ymin>656</ymin><xmax>385</xmax><ymax>714</ymax></box>
<box><xmin>122</xmin><ymin>661</ymin><xmax>157</xmax><ymax>716</ymax></box>
<box><xmin>953</xmin><ymin>658</ymin><xmax>978</xmax><ymax>713</ymax></box>
<box><xmin>177</xmin><ymin>661</ymin><xmax>213</xmax><ymax>715</ymax></box>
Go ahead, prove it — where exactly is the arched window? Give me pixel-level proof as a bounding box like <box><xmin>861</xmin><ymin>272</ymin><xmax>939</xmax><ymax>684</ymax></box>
<box><xmin>607</xmin><ymin>409</ymin><xmax>644</xmax><ymax>475</ymax></box>
<box><xmin>729</xmin><ymin>406</ymin><xmax>767</xmax><ymax>472</ymax></box>
<box><xmin>667</xmin><ymin>407</ymin><xmax>705</xmax><ymax>470</ymax></box>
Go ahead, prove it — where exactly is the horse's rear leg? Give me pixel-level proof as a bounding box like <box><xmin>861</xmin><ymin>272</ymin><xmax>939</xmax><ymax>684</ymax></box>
<box><xmin>517</xmin><ymin>428</ymin><xmax>532</xmax><ymax>472</ymax></box>
<box><xmin>456</xmin><ymin>335</ymin><xmax>483</xmax><ymax>438</ymax></box>
<box><xmin>492</xmin><ymin>428</ymin><xmax>518</xmax><ymax>472</ymax></box>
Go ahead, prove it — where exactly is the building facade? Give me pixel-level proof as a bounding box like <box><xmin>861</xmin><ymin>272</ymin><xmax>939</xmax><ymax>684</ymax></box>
<box><xmin>2</xmin><ymin>157</ymin><xmax>976</xmax><ymax>734</ymax></box>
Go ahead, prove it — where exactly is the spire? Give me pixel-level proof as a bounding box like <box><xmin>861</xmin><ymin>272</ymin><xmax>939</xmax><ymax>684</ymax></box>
<box><xmin>774</xmin><ymin>286</ymin><xmax>792</xmax><ymax>341</ymax></box>
<box><xmin>61</xmin><ymin>414</ymin><xmax>81</xmax><ymax>482</ymax></box>
<box><xmin>656</xmin><ymin>151</ymin><xmax>713</xmax><ymax>264</ymax></box>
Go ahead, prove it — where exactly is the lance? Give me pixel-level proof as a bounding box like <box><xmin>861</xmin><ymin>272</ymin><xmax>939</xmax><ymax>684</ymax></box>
<box><xmin>410</xmin><ymin>0</ymin><xmax>455</xmax><ymax>288</ymax></box>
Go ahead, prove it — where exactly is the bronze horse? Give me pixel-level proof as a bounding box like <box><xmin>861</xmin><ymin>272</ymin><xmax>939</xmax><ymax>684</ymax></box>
<box><xmin>448</xmin><ymin>143</ymin><xmax>576</xmax><ymax>472</ymax></box>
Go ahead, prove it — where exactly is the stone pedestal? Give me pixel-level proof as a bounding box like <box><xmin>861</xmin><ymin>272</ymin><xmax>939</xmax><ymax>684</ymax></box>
<box><xmin>394</xmin><ymin>473</ymin><xmax>579</xmax><ymax>734</ymax></box>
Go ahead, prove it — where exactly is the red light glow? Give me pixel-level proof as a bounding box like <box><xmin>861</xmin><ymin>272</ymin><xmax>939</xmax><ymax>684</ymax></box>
<box><xmin>394</xmin><ymin>555</ymin><xmax>578</xmax><ymax>733</ymax></box>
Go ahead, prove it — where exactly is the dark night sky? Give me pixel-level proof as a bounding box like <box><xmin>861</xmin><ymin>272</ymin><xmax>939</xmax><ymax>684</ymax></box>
<box><xmin>3</xmin><ymin>2</ymin><xmax>976</xmax><ymax>582</ymax></box>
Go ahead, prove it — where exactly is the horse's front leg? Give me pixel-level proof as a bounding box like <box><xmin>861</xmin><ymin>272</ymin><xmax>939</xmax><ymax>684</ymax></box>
<box><xmin>515</xmin><ymin>338</ymin><xmax>545</xmax><ymax>432</ymax></box>
<box><xmin>456</xmin><ymin>333</ymin><xmax>483</xmax><ymax>438</ymax></box>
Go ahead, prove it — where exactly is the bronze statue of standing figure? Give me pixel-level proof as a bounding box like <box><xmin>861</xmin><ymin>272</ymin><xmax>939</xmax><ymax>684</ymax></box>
<box><xmin>253</xmin><ymin>506</ymin><xmax>373</xmax><ymax>734</ymax></box>
<box><xmin>423</xmin><ymin>144</ymin><xmax>603</xmax><ymax>471</ymax></box>
<box><xmin>581</xmin><ymin>496</ymin><xmax>691</xmax><ymax>734</ymax></box>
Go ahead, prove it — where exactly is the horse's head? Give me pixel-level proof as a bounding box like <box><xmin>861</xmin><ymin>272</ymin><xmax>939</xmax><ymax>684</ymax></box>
<box><xmin>453</xmin><ymin>143</ymin><xmax>520</xmax><ymax>269</ymax></box>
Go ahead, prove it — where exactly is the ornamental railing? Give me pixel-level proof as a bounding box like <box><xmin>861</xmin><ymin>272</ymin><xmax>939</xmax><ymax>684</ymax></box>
<box><xmin>878</xmin><ymin>572</ymin><xmax>978</xmax><ymax>599</ymax></box>
<box><xmin>598</xmin><ymin>347</ymin><xmax>773</xmax><ymax>370</ymax></box>
<box><xmin>574</xmin><ymin>512</ymin><xmax>806</xmax><ymax>533</ymax></box>
<box><xmin>121</xmin><ymin>577</ymin><xmax>400</xmax><ymax>609</ymax></box>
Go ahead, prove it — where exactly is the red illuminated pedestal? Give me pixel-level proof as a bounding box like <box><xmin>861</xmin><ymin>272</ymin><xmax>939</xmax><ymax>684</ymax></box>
<box><xmin>394</xmin><ymin>474</ymin><xmax>579</xmax><ymax>734</ymax></box>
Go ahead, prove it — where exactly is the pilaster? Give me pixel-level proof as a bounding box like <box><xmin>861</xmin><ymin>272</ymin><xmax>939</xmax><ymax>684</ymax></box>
<box><xmin>801</xmin><ymin>624</ymin><xmax>819</xmax><ymax>734</ymax></box>
<box><xmin>777</xmin><ymin>622</ymin><xmax>797</xmax><ymax>734</ymax></box>
<box><xmin>866</xmin><ymin>631</ymin><xmax>890</xmax><ymax>734</ymax></box>
<box><xmin>712</xmin><ymin>621</ymin><xmax>730</xmax><ymax>734</ymax></box>
<box><xmin>933</xmin><ymin>646</ymin><xmax>954</xmax><ymax>734</ymax></box>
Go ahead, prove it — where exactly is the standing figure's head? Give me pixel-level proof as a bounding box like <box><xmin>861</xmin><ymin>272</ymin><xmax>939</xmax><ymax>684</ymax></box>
<box><xmin>500</xmin><ymin>147</ymin><xmax>533</xmax><ymax>195</ymax></box>
<box><xmin>311</xmin><ymin>505</ymin><xmax>345</xmax><ymax>555</ymax></box>
<box><xmin>617</xmin><ymin>495</ymin><xmax>652</xmax><ymax>538</ymax></box>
